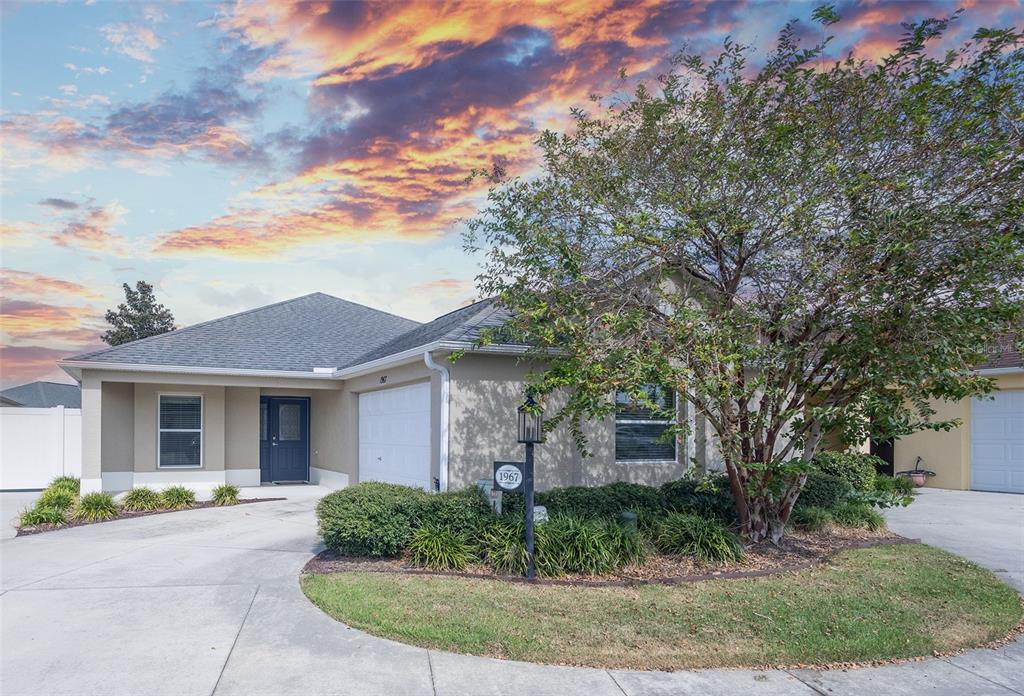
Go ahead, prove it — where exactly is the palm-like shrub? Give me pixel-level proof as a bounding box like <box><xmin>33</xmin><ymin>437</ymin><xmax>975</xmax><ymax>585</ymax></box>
<box><xmin>211</xmin><ymin>484</ymin><xmax>240</xmax><ymax>506</ymax></box>
<box><xmin>38</xmin><ymin>487</ymin><xmax>77</xmax><ymax>512</ymax></box>
<box><xmin>122</xmin><ymin>487</ymin><xmax>162</xmax><ymax>511</ymax></box>
<box><xmin>20</xmin><ymin>506</ymin><xmax>67</xmax><ymax>526</ymax></box>
<box><xmin>48</xmin><ymin>476</ymin><xmax>80</xmax><ymax>496</ymax></box>
<box><xmin>407</xmin><ymin>525</ymin><xmax>475</xmax><ymax>571</ymax></box>
<box><xmin>653</xmin><ymin>513</ymin><xmax>744</xmax><ymax>564</ymax></box>
<box><xmin>160</xmin><ymin>486</ymin><xmax>196</xmax><ymax>510</ymax></box>
<box><xmin>76</xmin><ymin>492</ymin><xmax>119</xmax><ymax>521</ymax></box>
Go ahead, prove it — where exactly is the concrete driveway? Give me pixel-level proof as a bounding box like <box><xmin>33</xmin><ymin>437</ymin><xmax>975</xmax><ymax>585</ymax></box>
<box><xmin>1</xmin><ymin>489</ymin><xmax>1021</xmax><ymax>696</ymax></box>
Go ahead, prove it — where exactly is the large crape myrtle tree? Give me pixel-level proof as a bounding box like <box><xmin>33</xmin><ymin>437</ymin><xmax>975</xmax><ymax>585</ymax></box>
<box><xmin>466</xmin><ymin>9</ymin><xmax>1024</xmax><ymax>543</ymax></box>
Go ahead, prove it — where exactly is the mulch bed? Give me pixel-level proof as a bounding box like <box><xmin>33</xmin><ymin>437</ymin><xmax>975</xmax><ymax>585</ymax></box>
<box><xmin>303</xmin><ymin>527</ymin><xmax>918</xmax><ymax>587</ymax></box>
<box><xmin>15</xmin><ymin>497</ymin><xmax>286</xmax><ymax>537</ymax></box>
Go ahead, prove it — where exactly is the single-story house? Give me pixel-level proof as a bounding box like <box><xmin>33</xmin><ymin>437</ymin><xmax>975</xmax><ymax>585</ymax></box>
<box><xmin>59</xmin><ymin>293</ymin><xmax>716</xmax><ymax>495</ymax></box>
<box><xmin>0</xmin><ymin>381</ymin><xmax>81</xmax><ymax>408</ymax></box>
<box><xmin>886</xmin><ymin>341</ymin><xmax>1023</xmax><ymax>494</ymax></box>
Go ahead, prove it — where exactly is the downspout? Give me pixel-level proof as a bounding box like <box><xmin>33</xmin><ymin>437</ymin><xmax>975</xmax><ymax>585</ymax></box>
<box><xmin>423</xmin><ymin>351</ymin><xmax>450</xmax><ymax>492</ymax></box>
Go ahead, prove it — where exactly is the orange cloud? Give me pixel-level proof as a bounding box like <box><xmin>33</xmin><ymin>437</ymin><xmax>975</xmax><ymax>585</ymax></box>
<box><xmin>0</xmin><ymin>345</ymin><xmax>86</xmax><ymax>388</ymax></box>
<box><xmin>50</xmin><ymin>203</ymin><xmax>128</xmax><ymax>253</ymax></box>
<box><xmin>0</xmin><ymin>270</ymin><xmax>103</xmax><ymax>301</ymax></box>
<box><xmin>0</xmin><ymin>299</ymin><xmax>104</xmax><ymax>345</ymax></box>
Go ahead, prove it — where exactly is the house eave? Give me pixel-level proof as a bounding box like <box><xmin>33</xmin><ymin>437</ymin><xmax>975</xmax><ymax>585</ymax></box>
<box><xmin>57</xmin><ymin>360</ymin><xmax>341</xmax><ymax>382</ymax></box>
<box><xmin>976</xmin><ymin>366</ymin><xmax>1024</xmax><ymax>376</ymax></box>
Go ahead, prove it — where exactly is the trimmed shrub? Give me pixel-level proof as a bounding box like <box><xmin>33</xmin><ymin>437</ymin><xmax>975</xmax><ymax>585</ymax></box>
<box><xmin>831</xmin><ymin>501</ymin><xmax>886</xmax><ymax>531</ymax></box>
<box><xmin>812</xmin><ymin>452</ymin><xmax>879</xmax><ymax>492</ymax></box>
<box><xmin>122</xmin><ymin>487</ymin><xmax>162</xmax><ymax>511</ymax></box>
<box><xmin>161</xmin><ymin>486</ymin><xmax>196</xmax><ymax>510</ymax></box>
<box><xmin>212</xmin><ymin>484</ymin><xmax>240</xmax><ymax>506</ymax></box>
<box><xmin>48</xmin><ymin>476</ymin><xmax>80</xmax><ymax>496</ymax></box>
<box><xmin>408</xmin><ymin>525</ymin><xmax>476</xmax><ymax>571</ymax></box>
<box><xmin>20</xmin><ymin>506</ymin><xmax>67</xmax><ymax>526</ymax></box>
<box><xmin>796</xmin><ymin>472</ymin><xmax>852</xmax><ymax>510</ymax></box>
<box><xmin>660</xmin><ymin>475</ymin><xmax>738</xmax><ymax>522</ymax></box>
<box><xmin>38</xmin><ymin>487</ymin><xmax>76</xmax><ymax>512</ymax></box>
<box><xmin>875</xmin><ymin>475</ymin><xmax>915</xmax><ymax>496</ymax></box>
<box><xmin>416</xmin><ymin>486</ymin><xmax>491</xmax><ymax>536</ymax></box>
<box><xmin>77</xmin><ymin>492</ymin><xmax>119</xmax><ymax>521</ymax></box>
<box><xmin>790</xmin><ymin>506</ymin><xmax>832</xmax><ymax>532</ymax></box>
<box><xmin>502</xmin><ymin>482</ymin><xmax>663</xmax><ymax>522</ymax></box>
<box><xmin>317</xmin><ymin>482</ymin><xmax>425</xmax><ymax>557</ymax></box>
<box><xmin>653</xmin><ymin>513</ymin><xmax>744</xmax><ymax>563</ymax></box>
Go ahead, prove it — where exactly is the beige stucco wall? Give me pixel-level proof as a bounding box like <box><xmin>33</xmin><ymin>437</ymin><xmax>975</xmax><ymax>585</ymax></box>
<box><xmin>100</xmin><ymin>382</ymin><xmax>134</xmax><ymax>472</ymax></box>
<box><xmin>225</xmin><ymin>387</ymin><xmax>259</xmax><ymax>471</ymax></box>
<box><xmin>447</xmin><ymin>353</ymin><xmax>688</xmax><ymax>491</ymax></box>
<box><xmin>893</xmin><ymin>372</ymin><xmax>1024</xmax><ymax>490</ymax></box>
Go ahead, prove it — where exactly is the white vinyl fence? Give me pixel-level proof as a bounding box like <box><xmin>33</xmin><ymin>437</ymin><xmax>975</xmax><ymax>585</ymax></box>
<box><xmin>0</xmin><ymin>407</ymin><xmax>82</xmax><ymax>490</ymax></box>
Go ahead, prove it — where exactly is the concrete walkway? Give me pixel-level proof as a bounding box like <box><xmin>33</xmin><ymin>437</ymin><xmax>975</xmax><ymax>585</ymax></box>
<box><xmin>0</xmin><ymin>489</ymin><xmax>1021</xmax><ymax>696</ymax></box>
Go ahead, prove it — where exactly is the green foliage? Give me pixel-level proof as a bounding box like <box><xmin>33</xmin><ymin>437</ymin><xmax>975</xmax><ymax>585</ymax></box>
<box><xmin>211</xmin><ymin>484</ymin><xmax>240</xmax><ymax>506</ymax></box>
<box><xmin>160</xmin><ymin>486</ymin><xmax>196</xmax><ymax>510</ymax></box>
<box><xmin>465</xmin><ymin>11</ymin><xmax>1024</xmax><ymax>544</ymax></box>
<box><xmin>653</xmin><ymin>513</ymin><xmax>744</xmax><ymax>564</ymax></box>
<box><xmin>20</xmin><ymin>506</ymin><xmax>67</xmax><ymax>526</ymax></box>
<box><xmin>479</xmin><ymin>518</ymin><xmax>563</xmax><ymax>577</ymax></box>
<box><xmin>38</xmin><ymin>487</ymin><xmax>76</xmax><ymax>512</ymax></box>
<box><xmin>812</xmin><ymin>452</ymin><xmax>879</xmax><ymax>492</ymax></box>
<box><xmin>48</xmin><ymin>476</ymin><xmax>80</xmax><ymax>496</ymax></box>
<box><xmin>415</xmin><ymin>486</ymin><xmax>492</xmax><ymax>536</ymax></box>
<box><xmin>797</xmin><ymin>472</ymin><xmax>852</xmax><ymax>510</ymax></box>
<box><xmin>503</xmin><ymin>481</ymin><xmax>663</xmax><ymax>522</ymax></box>
<box><xmin>121</xmin><ymin>487</ymin><xmax>162</xmax><ymax>511</ymax></box>
<box><xmin>601</xmin><ymin>520</ymin><xmax>649</xmax><ymax>567</ymax></box>
<box><xmin>77</xmin><ymin>492</ymin><xmax>119</xmax><ymax>521</ymax></box>
<box><xmin>407</xmin><ymin>525</ymin><xmax>476</xmax><ymax>571</ymax></box>
<box><xmin>849</xmin><ymin>489</ymin><xmax>914</xmax><ymax>510</ymax></box>
<box><xmin>102</xmin><ymin>280</ymin><xmax>175</xmax><ymax>346</ymax></box>
<box><xmin>660</xmin><ymin>475</ymin><xmax>737</xmax><ymax>522</ymax></box>
<box><xmin>790</xmin><ymin>506</ymin><xmax>832</xmax><ymax>532</ymax></box>
<box><xmin>875</xmin><ymin>475</ymin><xmax>915</xmax><ymax>496</ymax></box>
<box><xmin>831</xmin><ymin>501</ymin><xmax>886</xmax><ymax>531</ymax></box>
<box><xmin>544</xmin><ymin>516</ymin><xmax>617</xmax><ymax>575</ymax></box>
<box><xmin>317</xmin><ymin>482</ymin><xmax>425</xmax><ymax>557</ymax></box>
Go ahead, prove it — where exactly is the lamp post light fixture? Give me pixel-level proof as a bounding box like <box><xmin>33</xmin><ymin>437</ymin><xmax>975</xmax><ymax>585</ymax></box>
<box><xmin>517</xmin><ymin>393</ymin><xmax>544</xmax><ymax>579</ymax></box>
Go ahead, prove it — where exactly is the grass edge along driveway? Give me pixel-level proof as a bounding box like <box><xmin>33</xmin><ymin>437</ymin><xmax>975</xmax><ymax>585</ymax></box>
<box><xmin>301</xmin><ymin>544</ymin><xmax>1022</xmax><ymax>671</ymax></box>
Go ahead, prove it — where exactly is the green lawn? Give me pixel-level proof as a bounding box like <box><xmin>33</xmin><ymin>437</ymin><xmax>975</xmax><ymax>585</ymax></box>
<box><xmin>301</xmin><ymin>544</ymin><xmax>1022</xmax><ymax>670</ymax></box>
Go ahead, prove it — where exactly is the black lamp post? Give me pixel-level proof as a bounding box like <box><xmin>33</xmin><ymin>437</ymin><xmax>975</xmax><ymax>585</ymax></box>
<box><xmin>517</xmin><ymin>393</ymin><xmax>544</xmax><ymax>579</ymax></box>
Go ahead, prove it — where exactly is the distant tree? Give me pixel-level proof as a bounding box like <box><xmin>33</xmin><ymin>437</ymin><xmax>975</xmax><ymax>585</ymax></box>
<box><xmin>102</xmin><ymin>281</ymin><xmax>175</xmax><ymax>346</ymax></box>
<box><xmin>467</xmin><ymin>11</ymin><xmax>1024</xmax><ymax>543</ymax></box>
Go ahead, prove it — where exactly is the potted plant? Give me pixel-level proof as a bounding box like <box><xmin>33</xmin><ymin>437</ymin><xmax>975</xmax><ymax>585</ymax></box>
<box><xmin>897</xmin><ymin>457</ymin><xmax>937</xmax><ymax>487</ymax></box>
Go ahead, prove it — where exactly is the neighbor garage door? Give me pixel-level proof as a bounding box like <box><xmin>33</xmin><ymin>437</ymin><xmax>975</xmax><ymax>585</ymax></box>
<box><xmin>971</xmin><ymin>390</ymin><xmax>1024</xmax><ymax>493</ymax></box>
<box><xmin>358</xmin><ymin>382</ymin><xmax>432</xmax><ymax>489</ymax></box>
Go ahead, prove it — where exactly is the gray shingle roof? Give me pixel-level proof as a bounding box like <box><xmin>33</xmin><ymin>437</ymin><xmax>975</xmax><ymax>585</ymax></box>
<box><xmin>67</xmin><ymin>293</ymin><xmax>421</xmax><ymax>373</ymax></box>
<box><xmin>977</xmin><ymin>333</ymin><xmax>1023</xmax><ymax>370</ymax></box>
<box><xmin>345</xmin><ymin>298</ymin><xmax>514</xmax><ymax>366</ymax></box>
<box><xmin>0</xmin><ymin>381</ymin><xmax>81</xmax><ymax>408</ymax></box>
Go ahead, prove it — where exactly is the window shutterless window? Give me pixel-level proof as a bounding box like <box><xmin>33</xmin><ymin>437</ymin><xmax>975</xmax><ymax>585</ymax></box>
<box><xmin>158</xmin><ymin>395</ymin><xmax>202</xmax><ymax>468</ymax></box>
<box><xmin>615</xmin><ymin>386</ymin><xmax>676</xmax><ymax>463</ymax></box>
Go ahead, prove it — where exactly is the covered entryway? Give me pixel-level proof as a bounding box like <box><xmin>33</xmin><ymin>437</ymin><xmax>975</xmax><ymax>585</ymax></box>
<box><xmin>260</xmin><ymin>396</ymin><xmax>310</xmax><ymax>483</ymax></box>
<box><xmin>358</xmin><ymin>382</ymin><xmax>431</xmax><ymax>489</ymax></box>
<box><xmin>971</xmin><ymin>390</ymin><xmax>1024</xmax><ymax>493</ymax></box>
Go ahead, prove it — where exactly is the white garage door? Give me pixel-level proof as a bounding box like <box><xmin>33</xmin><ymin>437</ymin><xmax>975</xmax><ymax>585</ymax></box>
<box><xmin>971</xmin><ymin>390</ymin><xmax>1024</xmax><ymax>493</ymax></box>
<box><xmin>358</xmin><ymin>382</ymin><xmax>432</xmax><ymax>490</ymax></box>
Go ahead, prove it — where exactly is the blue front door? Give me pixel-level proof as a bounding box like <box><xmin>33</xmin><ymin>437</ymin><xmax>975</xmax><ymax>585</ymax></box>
<box><xmin>260</xmin><ymin>397</ymin><xmax>310</xmax><ymax>483</ymax></box>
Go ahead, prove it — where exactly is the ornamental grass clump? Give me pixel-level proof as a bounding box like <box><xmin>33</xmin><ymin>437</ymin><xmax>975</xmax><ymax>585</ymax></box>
<box><xmin>76</xmin><ymin>492</ymin><xmax>119</xmax><ymax>522</ymax></box>
<box><xmin>831</xmin><ymin>501</ymin><xmax>886</xmax><ymax>531</ymax></box>
<box><xmin>160</xmin><ymin>486</ymin><xmax>196</xmax><ymax>510</ymax></box>
<box><xmin>37</xmin><ymin>487</ymin><xmax>77</xmax><ymax>512</ymax></box>
<box><xmin>20</xmin><ymin>506</ymin><xmax>67</xmax><ymax>526</ymax></box>
<box><xmin>211</xmin><ymin>484</ymin><xmax>240</xmax><ymax>506</ymax></box>
<box><xmin>122</xmin><ymin>487</ymin><xmax>162</xmax><ymax>511</ymax></box>
<box><xmin>407</xmin><ymin>525</ymin><xmax>476</xmax><ymax>571</ymax></box>
<box><xmin>48</xmin><ymin>476</ymin><xmax>80</xmax><ymax>496</ymax></box>
<box><xmin>653</xmin><ymin>513</ymin><xmax>744</xmax><ymax>564</ymax></box>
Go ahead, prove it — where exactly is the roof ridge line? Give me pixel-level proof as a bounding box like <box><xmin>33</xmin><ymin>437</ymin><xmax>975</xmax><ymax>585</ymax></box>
<box><xmin>68</xmin><ymin>293</ymin><xmax>328</xmax><ymax>361</ymax></box>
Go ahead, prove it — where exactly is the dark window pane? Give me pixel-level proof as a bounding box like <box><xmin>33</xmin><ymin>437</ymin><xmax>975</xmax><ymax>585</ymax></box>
<box><xmin>279</xmin><ymin>404</ymin><xmax>301</xmax><ymax>441</ymax></box>
<box><xmin>260</xmin><ymin>403</ymin><xmax>267</xmax><ymax>441</ymax></box>
<box><xmin>159</xmin><ymin>431</ymin><xmax>201</xmax><ymax>467</ymax></box>
<box><xmin>159</xmin><ymin>395</ymin><xmax>201</xmax><ymax>430</ymax></box>
<box><xmin>615</xmin><ymin>422</ymin><xmax>676</xmax><ymax>461</ymax></box>
<box><xmin>615</xmin><ymin>386</ymin><xmax>675</xmax><ymax>421</ymax></box>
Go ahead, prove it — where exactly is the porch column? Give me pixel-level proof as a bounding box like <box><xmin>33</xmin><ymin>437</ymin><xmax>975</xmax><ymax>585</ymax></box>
<box><xmin>80</xmin><ymin>373</ymin><xmax>103</xmax><ymax>494</ymax></box>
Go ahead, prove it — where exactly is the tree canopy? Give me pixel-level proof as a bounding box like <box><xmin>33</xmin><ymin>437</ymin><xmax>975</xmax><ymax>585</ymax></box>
<box><xmin>466</xmin><ymin>10</ymin><xmax>1024</xmax><ymax>543</ymax></box>
<box><xmin>102</xmin><ymin>281</ymin><xmax>176</xmax><ymax>346</ymax></box>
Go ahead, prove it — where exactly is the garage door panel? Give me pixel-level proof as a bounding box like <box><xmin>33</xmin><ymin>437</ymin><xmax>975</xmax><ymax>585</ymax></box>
<box><xmin>358</xmin><ymin>382</ymin><xmax>431</xmax><ymax>490</ymax></box>
<box><xmin>971</xmin><ymin>391</ymin><xmax>1024</xmax><ymax>494</ymax></box>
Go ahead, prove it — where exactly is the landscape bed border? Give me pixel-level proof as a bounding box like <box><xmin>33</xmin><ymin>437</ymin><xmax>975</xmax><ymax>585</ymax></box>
<box><xmin>303</xmin><ymin>535</ymin><xmax>923</xmax><ymax>587</ymax></box>
<box><xmin>15</xmin><ymin>497</ymin><xmax>287</xmax><ymax>537</ymax></box>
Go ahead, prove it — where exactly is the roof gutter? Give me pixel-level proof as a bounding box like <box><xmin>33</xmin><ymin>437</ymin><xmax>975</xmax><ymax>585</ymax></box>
<box><xmin>57</xmin><ymin>360</ymin><xmax>341</xmax><ymax>382</ymax></box>
<box><xmin>423</xmin><ymin>351</ymin><xmax>450</xmax><ymax>492</ymax></box>
<box><xmin>976</xmin><ymin>366</ymin><xmax>1024</xmax><ymax>376</ymax></box>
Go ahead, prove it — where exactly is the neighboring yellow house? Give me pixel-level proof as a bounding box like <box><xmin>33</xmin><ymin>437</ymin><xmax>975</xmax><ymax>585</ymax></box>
<box><xmin>893</xmin><ymin>344</ymin><xmax>1023</xmax><ymax>493</ymax></box>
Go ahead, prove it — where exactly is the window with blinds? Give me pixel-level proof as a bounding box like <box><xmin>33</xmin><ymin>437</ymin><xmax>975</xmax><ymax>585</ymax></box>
<box><xmin>158</xmin><ymin>395</ymin><xmax>202</xmax><ymax>468</ymax></box>
<box><xmin>614</xmin><ymin>386</ymin><xmax>676</xmax><ymax>463</ymax></box>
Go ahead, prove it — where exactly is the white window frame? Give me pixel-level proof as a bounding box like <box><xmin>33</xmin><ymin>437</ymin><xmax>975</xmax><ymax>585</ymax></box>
<box><xmin>157</xmin><ymin>392</ymin><xmax>204</xmax><ymax>469</ymax></box>
<box><xmin>614</xmin><ymin>387</ymin><xmax>679</xmax><ymax>466</ymax></box>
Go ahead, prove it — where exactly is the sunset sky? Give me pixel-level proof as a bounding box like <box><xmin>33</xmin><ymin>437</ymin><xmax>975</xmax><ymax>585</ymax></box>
<box><xmin>1</xmin><ymin>0</ymin><xmax>1021</xmax><ymax>387</ymax></box>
